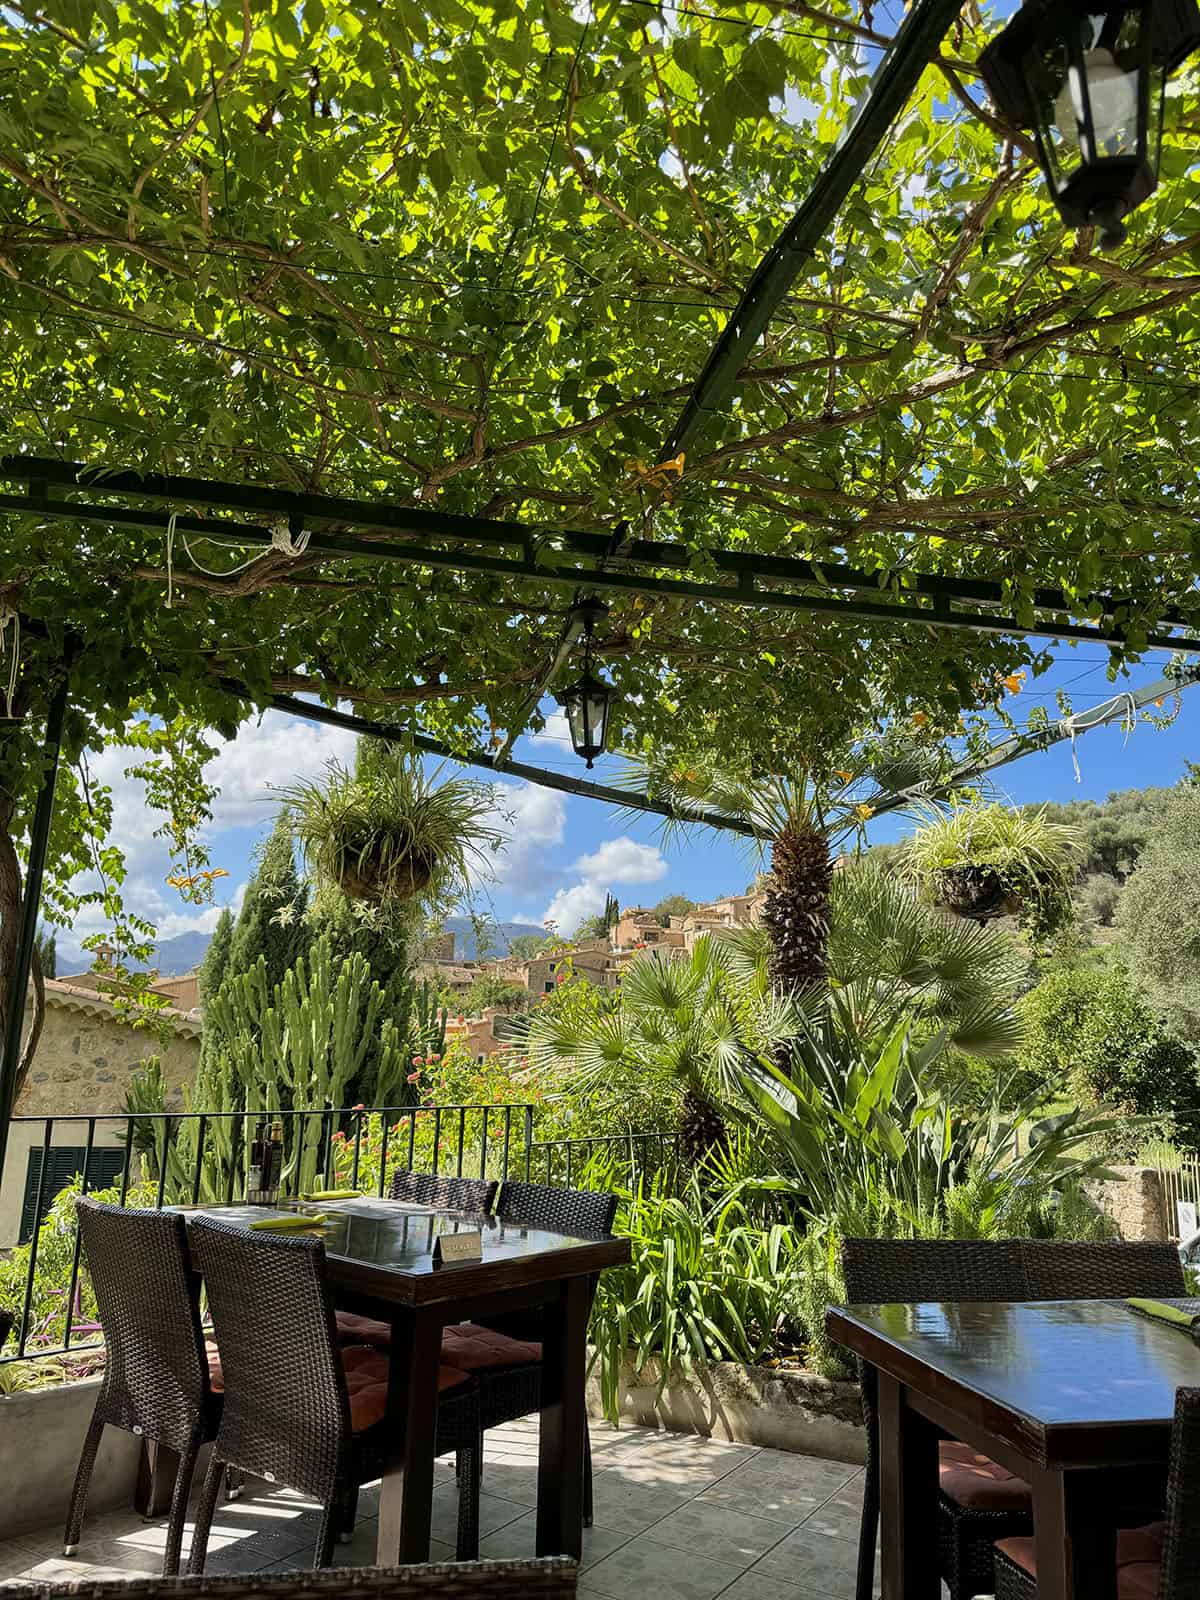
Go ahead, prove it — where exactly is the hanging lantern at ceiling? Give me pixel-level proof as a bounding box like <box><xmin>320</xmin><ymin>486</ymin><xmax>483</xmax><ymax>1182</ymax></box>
<box><xmin>557</xmin><ymin>598</ymin><xmax>615</xmax><ymax>770</ymax></box>
<box><xmin>979</xmin><ymin>0</ymin><xmax>1200</xmax><ymax>249</ymax></box>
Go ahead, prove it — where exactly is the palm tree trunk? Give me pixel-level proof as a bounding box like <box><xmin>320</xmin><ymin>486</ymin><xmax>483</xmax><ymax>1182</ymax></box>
<box><xmin>761</xmin><ymin>818</ymin><xmax>832</xmax><ymax>992</ymax></box>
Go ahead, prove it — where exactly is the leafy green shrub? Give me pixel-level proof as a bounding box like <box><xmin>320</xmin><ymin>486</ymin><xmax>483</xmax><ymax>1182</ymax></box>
<box><xmin>735</xmin><ymin>992</ymin><xmax>1125</xmax><ymax>1236</ymax></box>
<box><xmin>1019</xmin><ymin>965</ymin><xmax>1200</xmax><ymax>1151</ymax></box>
<box><xmin>0</xmin><ymin>1176</ymin><xmax>158</xmax><ymax>1359</ymax></box>
<box><xmin>589</xmin><ymin>1167</ymin><xmax>805</xmax><ymax>1420</ymax></box>
<box><xmin>1117</xmin><ymin>783</ymin><xmax>1200</xmax><ymax>1038</ymax></box>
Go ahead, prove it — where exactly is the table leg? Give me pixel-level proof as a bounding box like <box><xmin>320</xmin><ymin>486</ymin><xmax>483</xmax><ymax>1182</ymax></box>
<box><xmin>135</xmin><ymin>1440</ymin><xmax>180</xmax><ymax>1519</ymax></box>
<box><xmin>1030</xmin><ymin>1466</ymin><xmax>1117</xmax><ymax>1600</ymax></box>
<box><xmin>377</xmin><ymin>1307</ymin><xmax>444</xmax><ymax>1565</ymax></box>
<box><xmin>877</xmin><ymin>1372</ymin><xmax>940</xmax><ymax>1600</ymax></box>
<box><xmin>536</xmin><ymin>1275</ymin><xmax>588</xmax><ymax>1559</ymax></box>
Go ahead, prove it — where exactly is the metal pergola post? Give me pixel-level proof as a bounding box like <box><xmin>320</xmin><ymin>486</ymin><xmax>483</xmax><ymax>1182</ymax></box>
<box><xmin>0</xmin><ymin>673</ymin><xmax>69</xmax><ymax>1178</ymax></box>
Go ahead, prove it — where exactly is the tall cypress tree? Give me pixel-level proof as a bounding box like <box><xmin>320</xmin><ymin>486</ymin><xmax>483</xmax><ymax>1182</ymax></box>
<box><xmin>197</xmin><ymin>907</ymin><xmax>233</xmax><ymax>1006</ymax></box>
<box><xmin>227</xmin><ymin>812</ymin><xmax>310</xmax><ymax>990</ymax></box>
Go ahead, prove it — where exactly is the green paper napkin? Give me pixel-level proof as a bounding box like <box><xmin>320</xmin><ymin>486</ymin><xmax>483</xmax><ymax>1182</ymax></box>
<box><xmin>1126</xmin><ymin>1297</ymin><xmax>1197</xmax><ymax>1329</ymax></box>
<box><xmin>249</xmin><ymin>1213</ymin><xmax>328</xmax><ymax>1232</ymax></box>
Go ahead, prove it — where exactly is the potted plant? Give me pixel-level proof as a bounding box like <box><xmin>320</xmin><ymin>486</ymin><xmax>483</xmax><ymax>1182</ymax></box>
<box><xmin>282</xmin><ymin>748</ymin><xmax>502</xmax><ymax>907</ymax></box>
<box><xmin>902</xmin><ymin>801</ymin><xmax>1081</xmax><ymax>940</ymax></box>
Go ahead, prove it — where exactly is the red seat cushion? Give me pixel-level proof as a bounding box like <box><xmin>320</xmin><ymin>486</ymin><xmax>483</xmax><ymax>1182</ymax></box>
<box><xmin>341</xmin><ymin>1345</ymin><xmax>470</xmax><ymax>1433</ymax></box>
<box><xmin>938</xmin><ymin>1440</ymin><xmax>1032</xmax><ymax>1513</ymax></box>
<box><xmin>335</xmin><ymin>1310</ymin><xmax>392</xmax><ymax>1347</ymax></box>
<box><xmin>997</xmin><ymin>1522</ymin><xmax>1165</xmax><ymax>1600</ymax></box>
<box><xmin>205</xmin><ymin>1340</ymin><xmax>224</xmax><ymax>1394</ymax></box>
<box><xmin>440</xmin><ymin>1322</ymin><xmax>542</xmax><ymax>1372</ymax></box>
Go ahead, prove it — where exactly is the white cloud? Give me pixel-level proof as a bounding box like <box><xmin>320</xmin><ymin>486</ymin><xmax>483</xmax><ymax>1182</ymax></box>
<box><xmin>85</xmin><ymin>708</ymin><xmax>356</xmax><ymax>853</ymax></box>
<box><xmin>542</xmin><ymin>881</ymin><xmax>607</xmax><ymax>938</ymax></box>
<box><xmin>198</xmin><ymin>712</ymin><xmax>357</xmax><ymax>828</ymax></box>
<box><xmin>526</xmin><ymin>708</ymin><xmax>571</xmax><ymax>748</ymax></box>
<box><xmin>571</xmin><ymin>838</ymin><xmax>667</xmax><ymax>886</ymax></box>
<box><xmin>56</xmin><ymin>707</ymin><xmax>353</xmax><ymax>967</ymax></box>
<box><xmin>540</xmin><ymin>834</ymin><xmax>668</xmax><ymax>935</ymax></box>
<box><xmin>478</xmin><ymin>781</ymin><xmax>567</xmax><ymax>899</ymax></box>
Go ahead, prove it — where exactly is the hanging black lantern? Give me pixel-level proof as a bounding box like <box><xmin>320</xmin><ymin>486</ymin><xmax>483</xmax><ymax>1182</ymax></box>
<box><xmin>980</xmin><ymin>0</ymin><xmax>1200</xmax><ymax>248</ymax></box>
<box><xmin>557</xmin><ymin>599</ymin><xmax>615</xmax><ymax>770</ymax></box>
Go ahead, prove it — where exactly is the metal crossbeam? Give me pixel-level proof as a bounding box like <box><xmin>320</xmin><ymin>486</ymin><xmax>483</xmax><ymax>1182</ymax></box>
<box><xmin>0</xmin><ymin>461</ymin><xmax>1192</xmax><ymax>650</ymax></box>
<box><xmin>861</xmin><ymin>663</ymin><xmax>1200</xmax><ymax>821</ymax></box>
<box><xmin>661</xmin><ymin>0</ymin><xmax>968</xmax><ymax>462</ymax></box>
<box><xmin>239</xmin><ymin>685</ymin><xmax>764</xmax><ymax>838</ymax></box>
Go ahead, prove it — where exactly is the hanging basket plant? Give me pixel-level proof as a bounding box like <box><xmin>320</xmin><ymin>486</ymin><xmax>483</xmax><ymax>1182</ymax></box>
<box><xmin>902</xmin><ymin>802</ymin><xmax>1081</xmax><ymax>942</ymax></box>
<box><xmin>281</xmin><ymin>752</ymin><xmax>502</xmax><ymax>908</ymax></box>
<box><xmin>932</xmin><ymin>862</ymin><xmax>1021</xmax><ymax>921</ymax></box>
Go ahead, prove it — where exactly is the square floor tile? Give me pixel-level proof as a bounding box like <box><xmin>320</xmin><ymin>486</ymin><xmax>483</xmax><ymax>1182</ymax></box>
<box><xmin>752</xmin><ymin>1526</ymin><xmax>863</xmax><ymax>1598</ymax></box>
<box><xmin>697</xmin><ymin>1474</ymin><xmax>852</xmax><ymax>1523</ymax></box>
<box><xmin>799</xmin><ymin>1489</ymin><xmax>863</xmax><ymax>1544</ymax></box>
<box><xmin>478</xmin><ymin>1508</ymin><xmax>632</xmax><ymax>1571</ymax></box>
<box><xmin>586</xmin><ymin>1470</ymin><xmax>695</xmax><ymax>1530</ymax></box>
<box><xmin>642</xmin><ymin>1502</ymin><xmax>792</xmax><ymax>1568</ymax></box>
<box><xmin>580</xmin><ymin>1531</ymin><xmax>748</xmax><ymax>1600</ymax></box>
<box><xmin>431</xmin><ymin>1486</ymin><xmax>527</xmax><ymax>1544</ymax></box>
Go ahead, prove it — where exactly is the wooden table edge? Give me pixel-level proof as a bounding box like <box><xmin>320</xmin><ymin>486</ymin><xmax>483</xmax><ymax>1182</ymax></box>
<box><xmin>826</xmin><ymin>1304</ymin><xmax>1175</xmax><ymax>1471</ymax></box>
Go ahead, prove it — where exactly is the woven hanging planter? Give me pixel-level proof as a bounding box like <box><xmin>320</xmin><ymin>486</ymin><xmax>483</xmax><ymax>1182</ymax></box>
<box><xmin>334</xmin><ymin>841</ymin><xmax>438</xmax><ymax>903</ymax></box>
<box><xmin>933</xmin><ymin>864</ymin><xmax>1021</xmax><ymax>921</ymax></box>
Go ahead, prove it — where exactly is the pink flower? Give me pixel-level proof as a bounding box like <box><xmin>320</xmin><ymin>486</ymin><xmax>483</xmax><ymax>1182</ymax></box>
<box><xmin>406</xmin><ymin>1071</ymin><xmax>421</xmax><ymax>1084</ymax></box>
<box><xmin>412</xmin><ymin>1055</ymin><xmax>423</xmax><ymax>1066</ymax></box>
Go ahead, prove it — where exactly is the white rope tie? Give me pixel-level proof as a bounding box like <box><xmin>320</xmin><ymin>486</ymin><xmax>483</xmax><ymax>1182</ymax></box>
<box><xmin>0</xmin><ymin>606</ymin><xmax>19</xmax><ymax>718</ymax></box>
<box><xmin>1061</xmin><ymin>690</ymin><xmax>1138</xmax><ymax>782</ymax></box>
<box><xmin>164</xmin><ymin>512</ymin><xmax>309</xmax><ymax>608</ymax></box>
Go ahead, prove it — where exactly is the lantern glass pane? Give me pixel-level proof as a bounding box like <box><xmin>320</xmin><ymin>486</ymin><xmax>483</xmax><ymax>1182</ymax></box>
<box><xmin>565</xmin><ymin>693</ymin><xmax>586</xmax><ymax>750</ymax></box>
<box><xmin>585</xmin><ymin>688</ymin><xmax>610</xmax><ymax>745</ymax></box>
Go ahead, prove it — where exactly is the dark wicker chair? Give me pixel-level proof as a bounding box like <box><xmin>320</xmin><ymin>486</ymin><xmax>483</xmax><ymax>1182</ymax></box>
<box><xmin>994</xmin><ymin>1386</ymin><xmax>1200</xmax><ymax>1600</ymax></box>
<box><xmin>491</xmin><ymin>1180</ymin><xmax>616</xmax><ymax>1239</ymax></box>
<box><xmin>444</xmin><ymin>1181</ymin><xmax>620</xmax><ymax>1530</ymax></box>
<box><xmin>0</xmin><ymin>1558</ymin><xmax>578</xmax><ymax>1600</ymax></box>
<box><xmin>0</xmin><ymin>1306</ymin><xmax>12</xmax><ymax>1353</ymax></box>
<box><xmin>389</xmin><ymin>1172</ymin><xmax>498</xmax><ymax>1213</ymax></box>
<box><xmin>840</xmin><ymin>1236</ymin><xmax>1186</xmax><ymax>1600</ymax></box>
<box><xmin>186</xmin><ymin>1217</ymin><xmax>482</xmax><ymax>1573</ymax></box>
<box><xmin>334</xmin><ymin>1173</ymin><xmax>496</xmax><ymax>1348</ymax></box>
<box><xmin>65</xmin><ymin>1198</ymin><xmax>222</xmax><ymax>1576</ymax></box>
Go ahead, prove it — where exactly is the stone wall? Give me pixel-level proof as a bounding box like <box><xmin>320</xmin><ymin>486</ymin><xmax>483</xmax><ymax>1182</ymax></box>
<box><xmin>15</xmin><ymin>996</ymin><xmax>200</xmax><ymax>1119</ymax></box>
<box><xmin>1087</xmin><ymin>1165</ymin><xmax>1172</xmax><ymax>1242</ymax></box>
<box><xmin>0</xmin><ymin>992</ymin><xmax>200</xmax><ymax>1248</ymax></box>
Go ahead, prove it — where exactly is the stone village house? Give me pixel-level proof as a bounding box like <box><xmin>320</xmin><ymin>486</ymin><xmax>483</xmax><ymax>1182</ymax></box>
<box><xmin>0</xmin><ymin>978</ymin><xmax>200</xmax><ymax>1250</ymax></box>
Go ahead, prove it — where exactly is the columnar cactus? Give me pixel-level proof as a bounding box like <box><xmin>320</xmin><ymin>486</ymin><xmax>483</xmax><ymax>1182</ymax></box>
<box><xmin>199</xmin><ymin>935</ymin><xmax>443</xmax><ymax>1195</ymax></box>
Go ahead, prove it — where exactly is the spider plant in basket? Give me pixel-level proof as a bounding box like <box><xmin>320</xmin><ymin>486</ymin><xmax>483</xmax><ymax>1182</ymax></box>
<box><xmin>281</xmin><ymin>750</ymin><xmax>503</xmax><ymax>907</ymax></box>
<box><xmin>902</xmin><ymin>800</ymin><xmax>1081</xmax><ymax>942</ymax></box>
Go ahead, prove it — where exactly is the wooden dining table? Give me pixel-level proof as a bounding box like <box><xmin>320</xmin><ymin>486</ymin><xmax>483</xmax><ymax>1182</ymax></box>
<box><xmin>827</xmin><ymin>1298</ymin><xmax>1200</xmax><ymax>1600</ymax></box>
<box><xmin>144</xmin><ymin>1198</ymin><xmax>629</xmax><ymax>1565</ymax></box>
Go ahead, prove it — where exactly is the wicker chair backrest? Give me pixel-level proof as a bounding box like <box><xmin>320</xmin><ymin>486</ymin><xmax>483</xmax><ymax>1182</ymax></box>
<box><xmin>1020</xmin><ymin>1239</ymin><xmax>1185</xmax><ymax>1301</ymax></box>
<box><xmin>495</xmin><ymin>1180</ymin><xmax>617</xmax><ymax>1238</ymax></box>
<box><xmin>841</xmin><ymin>1238</ymin><xmax>1030</xmax><ymax>1307</ymax></box>
<box><xmin>76</xmin><ymin>1197</ymin><xmax>210</xmax><ymax>1448</ymax></box>
<box><xmin>0</xmin><ymin>1557</ymin><xmax>579</xmax><ymax>1600</ymax></box>
<box><xmin>389</xmin><ymin>1171</ymin><xmax>496</xmax><ymax>1213</ymax></box>
<box><xmin>1160</xmin><ymin>1386</ymin><xmax>1200</xmax><ymax>1599</ymax></box>
<box><xmin>189</xmin><ymin>1217</ymin><xmax>350</xmax><ymax>1498</ymax></box>
<box><xmin>0</xmin><ymin>1307</ymin><xmax>11</xmax><ymax>1354</ymax></box>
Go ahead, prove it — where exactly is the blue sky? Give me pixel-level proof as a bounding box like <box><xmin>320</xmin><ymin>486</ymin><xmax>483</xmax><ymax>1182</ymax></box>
<box><xmin>57</xmin><ymin>639</ymin><xmax>1198</xmax><ymax>972</ymax></box>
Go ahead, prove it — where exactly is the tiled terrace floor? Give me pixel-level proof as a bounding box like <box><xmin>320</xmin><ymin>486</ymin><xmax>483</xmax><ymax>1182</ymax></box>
<box><xmin>0</xmin><ymin>1421</ymin><xmax>878</xmax><ymax>1600</ymax></box>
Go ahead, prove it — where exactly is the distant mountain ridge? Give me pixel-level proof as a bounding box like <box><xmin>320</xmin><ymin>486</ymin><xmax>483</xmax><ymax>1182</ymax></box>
<box><xmin>441</xmin><ymin>918</ymin><xmax>546</xmax><ymax>960</ymax></box>
<box><xmin>60</xmin><ymin>918</ymin><xmax>546</xmax><ymax>979</ymax></box>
